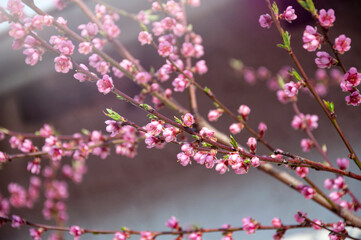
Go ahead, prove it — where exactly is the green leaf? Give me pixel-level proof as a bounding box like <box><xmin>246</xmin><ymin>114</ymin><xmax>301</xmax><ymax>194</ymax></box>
<box><xmin>202</xmin><ymin>142</ymin><xmax>213</xmax><ymax>148</ymax></box>
<box><xmin>121</xmin><ymin>226</ymin><xmax>128</xmax><ymax>232</ymax></box>
<box><xmin>237</xmin><ymin>115</ymin><xmax>243</xmax><ymax>121</ymax></box>
<box><xmin>81</xmin><ymin>128</ymin><xmax>90</xmax><ymax>135</ymax></box>
<box><xmin>35</xmin><ymin>131</ymin><xmax>40</xmax><ymax>136</ymax></box>
<box><xmin>297</xmin><ymin>0</ymin><xmax>309</xmax><ymax>11</ymax></box>
<box><xmin>147</xmin><ymin>114</ymin><xmax>157</xmax><ymax>120</ymax></box>
<box><xmin>244</xmin><ymin>159</ymin><xmax>251</xmax><ymax>164</ymax></box>
<box><xmin>174</xmin><ymin>116</ymin><xmax>183</xmax><ymax>125</ymax></box>
<box><xmin>276</xmin><ymin>43</ymin><xmax>287</xmax><ymax>50</ymax></box>
<box><xmin>139</xmin><ymin>22</ymin><xmax>148</xmax><ymax>32</ymax></box>
<box><xmin>213</xmin><ymin>102</ymin><xmax>220</xmax><ymax>108</ymax></box>
<box><xmin>306</xmin><ymin>0</ymin><xmax>316</xmax><ymax>14</ymax></box>
<box><xmin>192</xmin><ymin>135</ymin><xmax>200</xmax><ymax>140</ymax></box>
<box><xmin>140</xmin><ymin>104</ymin><xmax>151</xmax><ymax>110</ymax></box>
<box><xmin>223</xmin><ymin>154</ymin><xmax>229</xmax><ymax>160</ymax></box>
<box><xmin>277</xmin><ymin>75</ymin><xmax>285</xmax><ymax>88</ymax></box>
<box><xmin>104</xmin><ymin>108</ymin><xmax>125</xmax><ymax>122</ymax></box>
<box><xmin>229</xmin><ymin>58</ymin><xmax>243</xmax><ymax>71</ymax></box>
<box><xmin>272</xmin><ymin>1</ymin><xmax>279</xmax><ymax>16</ymax></box>
<box><xmin>282</xmin><ymin>31</ymin><xmax>291</xmax><ymax>51</ymax></box>
<box><xmin>115</xmin><ymin>93</ymin><xmax>124</xmax><ymax>100</ymax></box>
<box><xmin>323</xmin><ymin>100</ymin><xmax>335</xmax><ymax>113</ymax></box>
<box><xmin>230</xmin><ymin>135</ymin><xmax>238</xmax><ymax>149</ymax></box>
<box><xmin>292</xmin><ymin>69</ymin><xmax>301</xmax><ymax>81</ymax></box>
<box><xmin>204</xmin><ymin>87</ymin><xmax>211</xmax><ymax>94</ymax></box>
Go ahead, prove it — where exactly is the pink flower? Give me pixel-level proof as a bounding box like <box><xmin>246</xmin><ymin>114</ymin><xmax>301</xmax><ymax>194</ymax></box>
<box><xmin>250</xmin><ymin>157</ymin><xmax>260</xmax><ymax>168</ymax></box>
<box><xmin>343</xmin><ymin>67</ymin><xmax>361</xmax><ymax>87</ymax></box>
<box><xmin>96</xmin><ymin>74</ymin><xmax>114</xmax><ymax>94</ymax></box>
<box><xmin>103</xmin><ymin>21</ymin><xmax>120</xmax><ymax>39</ymax></box>
<box><xmin>238</xmin><ymin>105</ymin><xmax>251</xmax><ymax>120</ymax></box>
<box><xmin>23</xmin><ymin>48</ymin><xmax>42</xmax><ymax>66</ymax></box>
<box><xmin>258</xmin><ymin>122</ymin><xmax>267</xmax><ymax>138</ymax></box>
<box><xmin>187</xmin><ymin>0</ymin><xmax>200</xmax><ymax>7</ymax></box>
<box><xmin>113</xmin><ymin>232</ymin><xmax>127</xmax><ymax>240</ymax></box>
<box><xmin>9</xmin><ymin>136</ymin><xmax>21</xmax><ymax>149</ymax></box>
<box><xmin>337</xmin><ymin>158</ymin><xmax>349</xmax><ymax>170</ymax></box>
<box><xmin>283</xmin><ymin>81</ymin><xmax>300</xmax><ymax>98</ymax></box>
<box><xmin>78</xmin><ymin>22</ymin><xmax>99</xmax><ymax>38</ymax></box>
<box><xmin>333</xmin><ymin>176</ymin><xmax>345</xmax><ymax>190</ymax></box>
<box><xmin>69</xmin><ymin>225</ymin><xmax>83</xmax><ymax>240</ymax></box>
<box><xmin>207</xmin><ymin>109</ymin><xmax>223</xmax><ymax>122</ymax></box>
<box><xmin>247</xmin><ymin>137</ymin><xmax>257</xmax><ymax>153</ymax></box>
<box><xmin>279</xmin><ymin>6</ymin><xmax>297</xmax><ymax>23</ymax></box>
<box><xmin>74</xmin><ymin>64</ymin><xmax>90</xmax><ymax>82</ymax></box>
<box><xmin>199</xmin><ymin>127</ymin><xmax>214</xmax><ymax>139</ymax></box>
<box><xmin>172</xmin><ymin>75</ymin><xmax>189</xmax><ymax>92</ymax></box>
<box><xmin>334</xmin><ymin>34</ymin><xmax>351</xmax><ymax>54</ymax></box>
<box><xmin>182</xmin><ymin>113</ymin><xmax>194</xmax><ymax>127</ymax></box>
<box><xmin>181</xmin><ymin>42</ymin><xmax>195</xmax><ymax>58</ymax></box>
<box><xmin>215</xmin><ymin>160</ymin><xmax>228</xmax><ymax>174</ymax></box>
<box><xmin>54</xmin><ymin>0</ymin><xmax>67</xmax><ymax>10</ymax></box>
<box><xmin>242</xmin><ymin>217</ymin><xmax>258</xmax><ymax>234</ymax></box>
<box><xmin>324</xmin><ymin>178</ymin><xmax>334</xmax><ymax>190</ymax></box>
<box><xmin>7</xmin><ymin>0</ymin><xmax>24</xmax><ymax>17</ymax></box>
<box><xmin>271</xmin><ymin>218</ymin><xmax>282</xmax><ymax>228</ymax></box>
<box><xmin>345</xmin><ymin>91</ymin><xmax>361</xmax><ymax>106</ymax></box>
<box><xmin>318</xmin><ymin>9</ymin><xmax>336</xmax><ymax>28</ymax></box>
<box><xmin>229</xmin><ymin>123</ymin><xmax>243</xmax><ymax>135</ymax></box>
<box><xmin>294</xmin><ymin>211</ymin><xmax>307</xmax><ymax>223</ymax></box>
<box><xmin>195</xmin><ymin>60</ymin><xmax>208</xmax><ymax>75</ymax></box>
<box><xmin>78</xmin><ymin>42</ymin><xmax>92</xmax><ymax>55</ymax></box>
<box><xmin>300</xmin><ymin>138</ymin><xmax>313</xmax><ymax>152</ymax></box>
<box><xmin>138</xmin><ymin>10</ymin><xmax>150</xmax><ymax>25</ymax></box>
<box><xmin>188</xmin><ymin>232</ymin><xmax>202</xmax><ymax>240</ymax></box>
<box><xmin>298</xmin><ymin>185</ymin><xmax>315</xmax><ymax>199</ymax></box>
<box><xmin>259</xmin><ymin>14</ymin><xmax>272</xmax><ymax>28</ymax></box>
<box><xmin>11</xmin><ymin>215</ymin><xmax>24</xmax><ymax>228</ymax></box>
<box><xmin>29</xmin><ymin>228</ymin><xmax>42</xmax><ymax>240</ymax></box>
<box><xmin>161</xmin><ymin>17</ymin><xmax>176</xmax><ymax>30</ymax></box>
<box><xmin>9</xmin><ymin>23</ymin><xmax>26</xmax><ymax>39</ymax></box>
<box><xmin>165</xmin><ymin>216</ymin><xmax>179</xmax><ymax>229</ymax></box>
<box><xmin>140</xmin><ymin>231</ymin><xmax>153</xmax><ymax>240</ymax></box>
<box><xmin>291</xmin><ymin>113</ymin><xmax>318</xmax><ymax>131</ymax></box>
<box><xmin>296</xmin><ymin>167</ymin><xmax>309</xmax><ymax>178</ymax></box>
<box><xmin>135</xmin><ymin>72</ymin><xmax>151</xmax><ymax>84</ymax></box>
<box><xmin>312</xmin><ymin>219</ymin><xmax>322</xmax><ymax>230</ymax></box>
<box><xmin>0</xmin><ymin>151</ymin><xmax>8</xmax><ymax>163</ymax></box>
<box><xmin>158</xmin><ymin>41</ymin><xmax>173</xmax><ymax>57</ymax></box>
<box><xmin>145</xmin><ymin>120</ymin><xmax>164</xmax><ymax>136</ymax></box>
<box><xmin>31</xmin><ymin>15</ymin><xmax>44</xmax><ymax>30</ymax></box>
<box><xmin>54</xmin><ymin>55</ymin><xmax>73</xmax><ymax>73</ymax></box>
<box><xmin>27</xmin><ymin>160</ymin><xmax>41</xmax><ymax>175</ymax></box>
<box><xmin>39</xmin><ymin>124</ymin><xmax>53</xmax><ymax>137</ymax></box>
<box><xmin>315</xmin><ymin>51</ymin><xmax>336</xmax><ymax>69</ymax></box>
<box><xmin>44</xmin><ymin>15</ymin><xmax>54</xmax><ymax>26</ymax></box>
<box><xmin>138</xmin><ymin>31</ymin><xmax>152</xmax><ymax>45</ymax></box>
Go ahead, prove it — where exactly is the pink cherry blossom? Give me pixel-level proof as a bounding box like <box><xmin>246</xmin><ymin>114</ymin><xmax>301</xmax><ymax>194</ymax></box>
<box><xmin>137</xmin><ymin>10</ymin><xmax>150</xmax><ymax>25</ymax></box>
<box><xmin>78</xmin><ymin>22</ymin><xmax>99</xmax><ymax>38</ymax></box>
<box><xmin>145</xmin><ymin>120</ymin><xmax>164</xmax><ymax>136</ymax></box>
<box><xmin>74</xmin><ymin>64</ymin><xmax>90</xmax><ymax>82</ymax></box>
<box><xmin>258</xmin><ymin>122</ymin><xmax>267</xmax><ymax>138</ymax></box>
<box><xmin>0</xmin><ymin>151</ymin><xmax>7</xmax><ymax>163</ymax></box>
<box><xmin>238</xmin><ymin>105</ymin><xmax>251</xmax><ymax>120</ymax></box>
<box><xmin>182</xmin><ymin>113</ymin><xmax>194</xmax><ymax>127</ymax></box>
<box><xmin>166</xmin><ymin>216</ymin><xmax>179</xmax><ymax>229</ymax></box>
<box><xmin>138</xmin><ymin>31</ymin><xmax>152</xmax><ymax>45</ymax></box>
<box><xmin>271</xmin><ymin>218</ymin><xmax>282</xmax><ymax>228</ymax></box>
<box><xmin>283</xmin><ymin>81</ymin><xmax>299</xmax><ymax>98</ymax></box>
<box><xmin>113</xmin><ymin>232</ymin><xmax>127</xmax><ymax>240</ymax></box>
<box><xmin>31</xmin><ymin>15</ymin><xmax>44</xmax><ymax>30</ymax></box>
<box><xmin>336</xmin><ymin>158</ymin><xmax>349</xmax><ymax>170</ymax></box>
<box><xmin>187</xmin><ymin>0</ymin><xmax>201</xmax><ymax>7</ymax></box>
<box><xmin>242</xmin><ymin>217</ymin><xmax>258</xmax><ymax>234</ymax></box>
<box><xmin>162</xmin><ymin>127</ymin><xmax>179</xmax><ymax>142</ymax></box>
<box><xmin>158</xmin><ymin>41</ymin><xmax>173</xmax><ymax>57</ymax></box>
<box><xmin>195</xmin><ymin>60</ymin><xmax>208</xmax><ymax>75</ymax></box>
<box><xmin>247</xmin><ymin>137</ymin><xmax>257</xmax><ymax>153</ymax></box>
<box><xmin>172</xmin><ymin>75</ymin><xmax>189</xmax><ymax>92</ymax></box>
<box><xmin>8</xmin><ymin>183</ymin><xmax>27</xmax><ymax>207</ymax></box>
<box><xmin>294</xmin><ymin>211</ymin><xmax>307</xmax><ymax>223</ymax></box>
<box><xmin>27</xmin><ymin>160</ymin><xmax>41</xmax><ymax>175</ymax></box>
<box><xmin>44</xmin><ymin>15</ymin><xmax>54</xmax><ymax>26</ymax></box>
<box><xmin>279</xmin><ymin>6</ymin><xmax>297</xmax><ymax>23</ymax></box>
<box><xmin>318</xmin><ymin>9</ymin><xmax>335</xmax><ymax>28</ymax></box>
<box><xmin>296</xmin><ymin>167</ymin><xmax>309</xmax><ymax>178</ymax></box>
<box><xmin>291</xmin><ymin>113</ymin><xmax>318</xmax><ymax>131</ymax></box>
<box><xmin>7</xmin><ymin>0</ymin><xmax>24</xmax><ymax>17</ymax></box>
<box><xmin>54</xmin><ymin>0</ymin><xmax>67</xmax><ymax>10</ymax></box>
<box><xmin>199</xmin><ymin>127</ymin><xmax>214</xmax><ymax>139</ymax></box>
<box><xmin>324</xmin><ymin>178</ymin><xmax>334</xmax><ymax>190</ymax></box>
<box><xmin>259</xmin><ymin>14</ymin><xmax>272</xmax><ymax>29</ymax></box>
<box><xmin>300</xmin><ymin>138</ymin><xmax>313</xmax><ymax>152</ymax></box>
<box><xmin>343</xmin><ymin>67</ymin><xmax>361</xmax><ymax>87</ymax></box>
<box><xmin>29</xmin><ymin>228</ymin><xmax>42</xmax><ymax>240</ymax></box>
<box><xmin>11</xmin><ymin>215</ymin><xmax>24</xmax><ymax>228</ymax></box>
<box><xmin>251</xmin><ymin>157</ymin><xmax>260</xmax><ymax>167</ymax></box>
<box><xmin>69</xmin><ymin>225</ymin><xmax>83</xmax><ymax>240</ymax></box>
<box><xmin>96</xmin><ymin>74</ymin><xmax>114</xmax><ymax>94</ymax></box>
<box><xmin>333</xmin><ymin>176</ymin><xmax>345</xmax><ymax>190</ymax></box>
<box><xmin>135</xmin><ymin>72</ymin><xmax>152</xmax><ymax>84</ymax></box>
<box><xmin>312</xmin><ymin>219</ymin><xmax>322</xmax><ymax>230</ymax></box>
<box><xmin>229</xmin><ymin>123</ymin><xmax>243</xmax><ymax>135</ymax></box>
<box><xmin>298</xmin><ymin>185</ymin><xmax>315</xmax><ymax>199</ymax></box>
<box><xmin>103</xmin><ymin>20</ymin><xmax>120</xmax><ymax>39</ymax></box>
<box><xmin>140</xmin><ymin>231</ymin><xmax>153</xmax><ymax>240</ymax></box>
<box><xmin>23</xmin><ymin>48</ymin><xmax>43</xmax><ymax>66</ymax></box>
<box><xmin>207</xmin><ymin>109</ymin><xmax>223</xmax><ymax>122</ymax></box>
<box><xmin>9</xmin><ymin>23</ymin><xmax>26</xmax><ymax>39</ymax></box>
<box><xmin>54</xmin><ymin>55</ymin><xmax>73</xmax><ymax>73</ymax></box>
<box><xmin>333</xmin><ymin>34</ymin><xmax>351</xmax><ymax>54</ymax></box>
<box><xmin>215</xmin><ymin>160</ymin><xmax>228</xmax><ymax>174</ymax></box>
<box><xmin>345</xmin><ymin>91</ymin><xmax>361</xmax><ymax>106</ymax></box>
<box><xmin>188</xmin><ymin>232</ymin><xmax>202</xmax><ymax>240</ymax></box>
<box><xmin>78</xmin><ymin>42</ymin><xmax>92</xmax><ymax>55</ymax></box>
<box><xmin>315</xmin><ymin>51</ymin><xmax>336</xmax><ymax>69</ymax></box>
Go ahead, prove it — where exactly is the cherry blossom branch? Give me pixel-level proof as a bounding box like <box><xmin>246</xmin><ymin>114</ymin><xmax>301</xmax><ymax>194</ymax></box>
<box><xmin>265</xmin><ymin>0</ymin><xmax>361</xmax><ymax>171</ymax></box>
<box><xmin>0</xmin><ymin>215</ymin><xmax>341</xmax><ymax>238</ymax></box>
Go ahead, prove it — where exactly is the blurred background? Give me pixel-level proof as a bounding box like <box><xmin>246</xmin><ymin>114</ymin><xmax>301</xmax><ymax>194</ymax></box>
<box><xmin>0</xmin><ymin>0</ymin><xmax>361</xmax><ymax>239</ymax></box>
